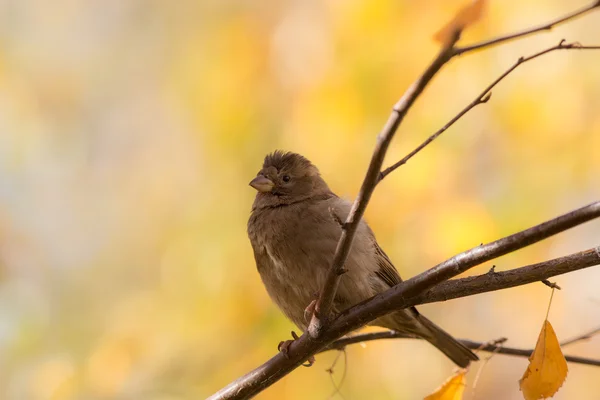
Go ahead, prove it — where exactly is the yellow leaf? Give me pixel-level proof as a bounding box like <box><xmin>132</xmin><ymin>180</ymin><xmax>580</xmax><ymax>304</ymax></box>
<box><xmin>433</xmin><ymin>0</ymin><xmax>486</xmax><ymax>45</ymax></box>
<box><xmin>424</xmin><ymin>370</ymin><xmax>466</xmax><ymax>400</ymax></box>
<box><xmin>519</xmin><ymin>320</ymin><xmax>568</xmax><ymax>400</ymax></box>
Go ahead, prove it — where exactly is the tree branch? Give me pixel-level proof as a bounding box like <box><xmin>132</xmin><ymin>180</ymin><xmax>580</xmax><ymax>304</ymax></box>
<box><xmin>324</xmin><ymin>248</ymin><xmax>600</xmax><ymax>353</ymax></box>
<box><xmin>333</xmin><ymin>202</ymin><xmax>600</xmax><ymax>332</ymax></box>
<box><xmin>210</xmin><ymin>4</ymin><xmax>600</xmax><ymax>398</ymax></box>
<box><xmin>208</xmin><ymin>202</ymin><xmax>600</xmax><ymax>400</ymax></box>
<box><xmin>307</xmin><ymin>32</ymin><xmax>460</xmax><ymax>338</ymax></box>
<box><xmin>453</xmin><ymin>1</ymin><xmax>600</xmax><ymax>56</ymax></box>
<box><xmin>459</xmin><ymin>340</ymin><xmax>600</xmax><ymax>367</ymax></box>
<box><xmin>411</xmin><ymin>246</ymin><xmax>600</xmax><ymax>305</ymax></box>
<box><xmin>380</xmin><ymin>40</ymin><xmax>600</xmax><ymax>180</ymax></box>
<box><xmin>309</xmin><ymin>0</ymin><xmax>600</xmax><ymax>342</ymax></box>
<box><xmin>561</xmin><ymin>326</ymin><xmax>600</xmax><ymax>347</ymax></box>
<box><xmin>322</xmin><ymin>332</ymin><xmax>600</xmax><ymax>367</ymax></box>
<box><xmin>314</xmin><ymin>3</ymin><xmax>600</xmax><ymax>328</ymax></box>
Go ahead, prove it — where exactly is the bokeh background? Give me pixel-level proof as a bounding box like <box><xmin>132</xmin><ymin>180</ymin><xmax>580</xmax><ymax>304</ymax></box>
<box><xmin>0</xmin><ymin>0</ymin><xmax>599</xmax><ymax>399</ymax></box>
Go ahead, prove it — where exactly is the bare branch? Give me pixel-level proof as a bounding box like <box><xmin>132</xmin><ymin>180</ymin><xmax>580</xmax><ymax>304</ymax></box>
<box><xmin>211</xmin><ymin>6</ymin><xmax>600</xmax><ymax>399</ymax></box>
<box><xmin>322</xmin><ymin>332</ymin><xmax>600</xmax><ymax>367</ymax></box>
<box><xmin>459</xmin><ymin>339</ymin><xmax>600</xmax><ymax>367</ymax></box>
<box><xmin>380</xmin><ymin>41</ymin><xmax>600</xmax><ymax>180</ymax></box>
<box><xmin>208</xmin><ymin>203</ymin><xmax>600</xmax><ymax>400</ymax></box>
<box><xmin>471</xmin><ymin>338</ymin><xmax>506</xmax><ymax>397</ymax></box>
<box><xmin>411</xmin><ymin>246</ymin><xmax>600</xmax><ymax>305</ymax></box>
<box><xmin>561</xmin><ymin>327</ymin><xmax>600</xmax><ymax>347</ymax></box>
<box><xmin>323</xmin><ymin>330</ymin><xmax>417</xmax><ymax>351</ymax></box>
<box><xmin>454</xmin><ymin>1</ymin><xmax>600</xmax><ymax>56</ymax></box>
<box><xmin>310</xmin><ymin>0</ymin><xmax>600</xmax><ymax>342</ymax></box>
<box><xmin>307</xmin><ymin>33</ymin><xmax>460</xmax><ymax>338</ymax></box>
<box><xmin>325</xmin><ymin>348</ymin><xmax>347</xmax><ymax>399</ymax></box>
<box><xmin>541</xmin><ymin>279</ymin><xmax>562</xmax><ymax>290</ymax></box>
<box><xmin>334</xmin><ymin>202</ymin><xmax>600</xmax><ymax>328</ymax></box>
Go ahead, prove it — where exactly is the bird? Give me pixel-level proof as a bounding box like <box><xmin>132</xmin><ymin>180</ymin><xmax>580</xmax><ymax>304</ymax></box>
<box><xmin>247</xmin><ymin>150</ymin><xmax>478</xmax><ymax>367</ymax></box>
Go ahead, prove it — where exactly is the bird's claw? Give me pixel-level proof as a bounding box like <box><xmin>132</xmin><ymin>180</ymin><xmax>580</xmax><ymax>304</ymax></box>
<box><xmin>304</xmin><ymin>299</ymin><xmax>318</xmax><ymax>322</ymax></box>
<box><xmin>277</xmin><ymin>331</ymin><xmax>316</xmax><ymax>367</ymax></box>
<box><xmin>278</xmin><ymin>331</ymin><xmax>301</xmax><ymax>358</ymax></box>
<box><xmin>302</xmin><ymin>355</ymin><xmax>316</xmax><ymax>367</ymax></box>
<box><xmin>277</xmin><ymin>339</ymin><xmax>294</xmax><ymax>358</ymax></box>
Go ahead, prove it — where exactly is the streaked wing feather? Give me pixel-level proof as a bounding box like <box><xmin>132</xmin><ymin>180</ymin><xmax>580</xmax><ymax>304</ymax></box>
<box><xmin>373</xmin><ymin>241</ymin><xmax>402</xmax><ymax>287</ymax></box>
<box><xmin>372</xmin><ymin>239</ymin><xmax>422</xmax><ymax>320</ymax></box>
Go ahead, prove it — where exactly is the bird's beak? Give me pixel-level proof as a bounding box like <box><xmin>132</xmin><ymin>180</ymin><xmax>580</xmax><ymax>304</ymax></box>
<box><xmin>249</xmin><ymin>175</ymin><xmax>274</xmax><ymax>192</ymax></box>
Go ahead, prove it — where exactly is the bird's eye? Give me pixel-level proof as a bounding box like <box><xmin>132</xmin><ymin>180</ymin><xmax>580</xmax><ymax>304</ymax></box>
<box><xmin>282</xmin><ymin>175</ymin><xmax>291</xmax><ymax>182</ymax></box>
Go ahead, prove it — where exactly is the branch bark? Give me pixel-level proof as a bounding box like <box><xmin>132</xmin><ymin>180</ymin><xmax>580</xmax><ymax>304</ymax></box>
<box><xmin>308</xmin><ymin>36</ymin><xmax>459</xmax><ymax>338</ymax></box>
<box><xmin>323</xmin><ymin>332</ymin><xmax>600</xmax><ymax>367</ymax></box>
<box><xmin>310</xmin><ymin>1</ymin><xmax>600</xmax><ymax>335</ymax></box>
<box><xmin>208</xmin><ymin>202</ymin><xmax>600</xmax><ymax>400</ymax></box>
<box><xmin>380</xmin><ymin>41</ymin><xmax>600</xmax><ymax>180</ymax></box>
<box><xmin>453</xmin><ymin>1</ymin><xmax>600</xmax><ymax>56</ymax></box>
<box><xmin>561</xmin><ymin>327</ymin><xmax>600</xmax><ymax>347</ymax></box>
<box><xmin>412</xmin><ymin>246</ymin><xmax>600</xmax><ymax>305</ymax></box>
<box><xmin>327</xmin><ymin>202</ymin><xmax>600</xmax><ymax>337</ymax></box>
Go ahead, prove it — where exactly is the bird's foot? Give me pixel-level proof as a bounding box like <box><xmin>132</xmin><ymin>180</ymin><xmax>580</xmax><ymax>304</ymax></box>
<box><xmin>303</xmin><ymin>355</ymin><xmax>316</xmax><ymax>367</ymax></box>
<box><xmin>304</xmin><ymin>299</ymin><xmax>318</xmax><ymax>322</ymax></box>
<box><xmin>277</xmin><ymin>331</ymin><xmax>315</xmax><ymax>367</ymax></box>
<box><xmin>278</xmin><ymin>330</ymin><xmax>300</xmax><ymax>358</ymax></box>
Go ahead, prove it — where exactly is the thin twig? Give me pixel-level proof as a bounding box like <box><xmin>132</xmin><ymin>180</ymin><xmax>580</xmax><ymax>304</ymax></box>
<box><xmin>471</xmin><ymin>339</ymin><xmax>505</xmax><ymax>398</ymax></box>
<box><xmin>307</xmin><ymin>32</ymin><xmax>460</xmax><ymax>339</ymax></box>
<box><xmin>326</xmin><ymin>349</ymin><xmax>348</xmax><ymax>400</ymax></box>
<box><xmin>459</xmin><ymin>339</ymin><xmax>600</xmax><ymax>367</ymax></box>
<box><xmin>410</xmin><ymin>246</ymin><xmax>600</xmax><ymax>305</ymax></box>
<box><xmin>541</xmin><ymin>279</ymin><xmax>562</xmax><ymax>290</ymax></box>
<box><xmin>322</xmin><ymin>332</ymin><xmax>600</xmax><ymax>367</ymax></box>
<box><xmin>380</xmin><ymin>92</ymin><xmax>489</xmax><ymax>180</ymax></box>
<box><xmin>453</xmin><ymin>1</ymin><xmax>600</xmax><ymax>56</ymax></box>
<box><xmin>380</xmin><ymin>41</ymin><xmax>600</xmax><ymax>180</ymax></box>
<box><xmin>323</xmin><ymin>330</ymin><xmax>419</xmax><ymax>351</ymax></box>
<box><xmin>561</xmin><ymin>327</ymin><xmax>600</xmax><ymax>347</ymax></box>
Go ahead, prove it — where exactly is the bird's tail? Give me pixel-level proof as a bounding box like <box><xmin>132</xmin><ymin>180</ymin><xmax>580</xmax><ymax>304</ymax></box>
<box><xmin>415</xmin><ymin>314</ymin><xmax>478</xmax><ymax>368</ymax></box>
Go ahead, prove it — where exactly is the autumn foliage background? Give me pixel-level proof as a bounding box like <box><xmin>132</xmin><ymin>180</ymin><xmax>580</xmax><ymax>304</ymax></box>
<box><xmin>1</xmin><ymin>1</ymin><xmax>600</xmax><ymax>399</ymax></box>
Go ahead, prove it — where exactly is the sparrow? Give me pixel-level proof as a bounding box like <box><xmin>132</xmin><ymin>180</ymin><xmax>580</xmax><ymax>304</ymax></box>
<box><xmin>247</xmin><ymin>151</ymin><xmax>478</xmax><ymax>367</ymax></box>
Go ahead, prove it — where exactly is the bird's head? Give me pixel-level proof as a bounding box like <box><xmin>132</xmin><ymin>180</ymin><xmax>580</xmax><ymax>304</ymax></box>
<box><xmin>250</xmin><ymin>151</ymin><xmax>331</xmax><ymax>208</ymax></box>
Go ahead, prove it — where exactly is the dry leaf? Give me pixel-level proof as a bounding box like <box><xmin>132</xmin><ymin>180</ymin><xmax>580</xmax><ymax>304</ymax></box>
<box><xmin>424</xmin><ymin>370</ymin><xmax>466</xmax><ymax>400</ymax></box>
<box><xmin>433</xmin><ymin>0</ymin><xmax>486</xmax><ymax>45</ymax></box>
<box><xmin>519</xmin><ymin>320</ymin><xmax>568</xmax><ymax>400</ymax></box>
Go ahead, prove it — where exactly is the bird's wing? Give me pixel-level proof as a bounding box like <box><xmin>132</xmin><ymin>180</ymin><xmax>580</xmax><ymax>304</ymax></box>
<box><xmin>372</xmin><ymin>240</ymin><xmax>403</xmax><ymax>287</ymax></box>
<box><xmin>251</xmin><ymin>240</ymin><xmax>273</xmax><ymax>275</ymax></box>
<box><xmin>326</xmin><ymin>196</ymin><xmax>404</xmax><ymax>289</ymax></box>
<box><xmin>370</xmin><ymin>232</ymin><xmax>425</xmax><ymax>329</ymax></box>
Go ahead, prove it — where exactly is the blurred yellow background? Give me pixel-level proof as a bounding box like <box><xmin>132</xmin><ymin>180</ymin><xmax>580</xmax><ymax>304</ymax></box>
<box><xmin>1</xmin><ymin>0</ymin><xmax>599</xmax><ymax>399</ymax></box>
